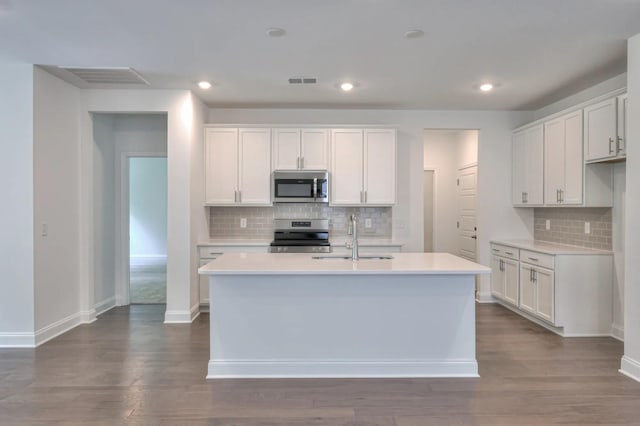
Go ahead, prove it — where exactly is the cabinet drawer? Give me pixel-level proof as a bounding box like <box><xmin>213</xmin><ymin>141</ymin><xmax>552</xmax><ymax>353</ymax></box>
<box><xmin>490</xmin><ymin>244</ymin><xmax>519</xmax><ymax>260</ymax></box>
<box><xmin>520</xmin><ymin>250</ymin><xmax>554</xmax><ymax>269</ymax></box>
<box><xmin>198</xmin><ymin>247</ymin><xmax>225</xmax><ymax>259</ymax></box>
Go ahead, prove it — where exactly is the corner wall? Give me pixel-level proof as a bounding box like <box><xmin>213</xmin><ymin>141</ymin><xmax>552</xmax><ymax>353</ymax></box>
<box><xmin>0</xmin><ymin>63</ymin><xmax>35</xmax><ymax>346</ymax></box>
<box><xmin>621</xmin><ymin>33</ymin><xmax>640</xmax><ymax>381</ymax></box>
<box><xmin>33</xmin><ymin>67</ymin><xmax>84</xmax><ymax>344</ymax></box>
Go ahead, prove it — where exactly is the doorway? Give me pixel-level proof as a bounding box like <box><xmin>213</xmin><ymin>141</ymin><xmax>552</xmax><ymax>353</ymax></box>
<box><xmin>128</xmin><ymin>157</ymin><xmax>167</xmax><ymax>304</ymax></box>
<box><xmin>423</xmin><ymin>129</ymin><xmax>478</xmax><ymax>255</ymax></box>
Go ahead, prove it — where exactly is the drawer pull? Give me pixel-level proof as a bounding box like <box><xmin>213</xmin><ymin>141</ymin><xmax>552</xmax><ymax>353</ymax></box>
<box><xmin>492</xmin><ymin>248</ymin><xmax>499</xmax><ymax>252</ymax></box>
<box><xmin>528</xmin><ymin>257</ymin><xmax>539</xmax><ymax>262</ymax></box>
<box><xmin>505</xmin><ymin>251</ymin><xmax>514</xmax><ymax>256</ymax></box>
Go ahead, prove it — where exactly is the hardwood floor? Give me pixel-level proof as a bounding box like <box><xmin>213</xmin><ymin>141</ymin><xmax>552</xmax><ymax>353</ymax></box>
<box><xmin>1</xmin><ymin>304</ymin><xmax>639</xmax><ymax>425</ymax></box>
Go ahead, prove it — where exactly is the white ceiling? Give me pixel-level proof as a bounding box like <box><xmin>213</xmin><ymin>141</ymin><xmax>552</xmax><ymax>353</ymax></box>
<box><xmin>1</xmin><ymin>0</ymin><xmax>640</xmax><ymax>110</ymax></box>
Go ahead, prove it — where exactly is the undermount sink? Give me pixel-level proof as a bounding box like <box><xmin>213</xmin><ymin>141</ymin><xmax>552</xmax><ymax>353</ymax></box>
<box><xmin>312</xmin><ymin>255</ymin><xmax>394</xmax><ymax>260</ymax></box>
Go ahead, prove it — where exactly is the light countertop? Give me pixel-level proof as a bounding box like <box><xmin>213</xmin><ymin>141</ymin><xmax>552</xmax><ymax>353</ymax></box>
<box><xmin>491</xmin><ymin>239</ymin><xmax>613</xmax><ymax>255</ymax></box>
<box><xmin>198</xmin><ymin>252</ymin><xmax>490</xmax><ymax>276</ymax></box>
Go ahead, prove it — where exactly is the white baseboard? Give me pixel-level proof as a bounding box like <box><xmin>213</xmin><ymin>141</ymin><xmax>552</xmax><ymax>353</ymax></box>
<box><xmin>164</xmin><ymin>309</ymin><xmax>194</xmax><ymax>323</ymax></box>
<box><xmin>35</xmin><ymin>312</ymin><xmax>85</xmax><ymax>346</ymax></box>
<box><xmin>79</xmin><ymin>309</ymin><xmax>97</xmax><ymax>324</ymax></box>
<box><xmin>611</xmin><ymin>323</ymin><xmax>624</xmax><ymax>341</ymax></box>
<box><xmin>0</xmin><ymin>332</ymin><xmax>36</xmax><ymax>348</ymax></box>
<box><xmin>191</xmin><ymin>303</ymin><xmax>200</xmax><ymax>321</ymax></box>
<box><xmin>620</xmin><ymin>355</ymin><xmax>640</xmax><ymax>383</ymax></box>
<box><xmin>476</xmin><ymin>291</ymin><xmax>495</xmax><ymax>303</ymax></box>
<box><xmin>130</xmin><ymin>255</ymin><xmax>167</xmax><ymax>266</ymax></box>
<box><xmin>94</xmin><ymin>296</ymin><xmax>117</xmax><ymax>317</ymax></box>
<box><xmin>207</xmin><ymin>359</ymin><xmax>479</xmax><ymax>379</ymax></box>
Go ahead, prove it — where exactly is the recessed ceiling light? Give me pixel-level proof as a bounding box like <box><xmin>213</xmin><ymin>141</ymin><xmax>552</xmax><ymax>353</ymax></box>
<box><xmin>404</xmin><ymin>29</ymin><xmax>424</xmax><ymax>39</ymax></box>
<box><xmin>479</xmin><ymin>83</ymin><xmax>494</xmax><ymax>92</ymax></box>
<box><xmin>266</xmin><ymin>27</ymin><xmax>286</xmax><ymax>37</ymax></box>
<box><xmin>198</xmin><ymin>81</ymin><xmax>212</xmax><ymax>89</ymax></box>
<box><xmin>340</xmin><ymin>82</ymin><xmax>354</xmax><ymax>92</ymax></box>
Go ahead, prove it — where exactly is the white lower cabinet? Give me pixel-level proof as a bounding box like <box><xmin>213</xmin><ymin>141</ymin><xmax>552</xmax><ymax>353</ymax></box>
<box><xmin>519</xmin><ymin>263</ymin><xmax>554</xmax><ymax>324</ymax></box>
<box><xmin>490</xmin><ymin>242</ymin><xmax>612</xmax><ymax>336</ymax></box>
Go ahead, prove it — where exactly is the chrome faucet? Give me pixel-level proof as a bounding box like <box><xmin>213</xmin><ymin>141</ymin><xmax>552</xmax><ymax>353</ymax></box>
<box><xmin>346</xmin><ymin>214</ymin><xmax>359</xmax><ymax>260</ymax></box>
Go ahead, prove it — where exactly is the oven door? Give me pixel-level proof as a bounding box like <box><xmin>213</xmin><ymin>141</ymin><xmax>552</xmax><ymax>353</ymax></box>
<box><xmin>273</xmin><ymin>172</ymin><xmax>328</xmax><ymax>203</ymax></box>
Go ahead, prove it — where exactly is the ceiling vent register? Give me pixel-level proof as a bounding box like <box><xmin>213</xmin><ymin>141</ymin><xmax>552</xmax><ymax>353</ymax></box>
<box><xmin>59</xmin><ymin>67</ymin><xmax>150</xmax><ymax>85</ymax></box>
<box><xmin>288</xmin><ymin>77</ymin><xmax>317</xmax><ymax>85</ymax></box>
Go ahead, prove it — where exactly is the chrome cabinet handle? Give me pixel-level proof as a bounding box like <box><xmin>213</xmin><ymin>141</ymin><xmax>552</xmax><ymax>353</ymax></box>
<box><xmin>533</xmin><ymin>270</ymin><xmax>537</xmax><ymax>283</ymax></box>
<box><xmin>528</xmin><ymin>257</ymin><xmax>539</xmax><ymax>262</ymax></box>
<box><xmin>522</xmin><ymin>192</ymin><xmax>525</xmax><ymax>203</ymax></box>
<box><xmin>234</xmin><ymin>190</ymin><xmax>238</xmax><ymax>203</ymax></box>
<box><xmin>360</xmin><ymin>190</ymin><xmax>364</xmax><ymax>203</ymax></box>
<box><xmin>364</xmin><ymin>191</ymin><xmax>367</xmax><ymax>203</ymax></box>
<box><xmin>617</xmin><ymin>136</ymin><xmax>623</xmax><ymax>154</ymax></box>
<box><xmin>609</xmin><ymin>137</ymin><xmax>614</xmax><ymax>154</ymax></box>
<box><xmin>524</xmin><ymin>192</ymin><xmax>528</xmax><ymax>203</ymax></box>
<box><xmin>313</xmin><ymin>177</ymin><xmax>317</xmax><ymax>201</ymax></box>
<box><xmin>560</xmin><ymin>189</ymin><xmax>564</xmax><ymax>203</ymax></box>
<box><xmin>300</xmin><ymin>156</ymin><xmax>304</xmax><ymax>169</ymax></box>
<box><xmin>492</xmin><ymin>248</ymin><xmax>500</xmax><ymax>252</ymax></box>
<box><xmin>505</xmin><ymin>251</ymin><xmax>514</xmax><ymax>256</ymax></box>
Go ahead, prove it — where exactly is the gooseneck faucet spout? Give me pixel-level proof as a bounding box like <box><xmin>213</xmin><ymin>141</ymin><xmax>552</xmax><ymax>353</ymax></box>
<box><xmin>349</xmin><ymin>214</ymin><xmax>359</xmax><ymax>261</ymax></box>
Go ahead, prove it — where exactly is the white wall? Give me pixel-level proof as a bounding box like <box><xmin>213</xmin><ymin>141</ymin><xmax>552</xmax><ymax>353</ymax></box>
<box><xmin>208</xmin><ymin>108</ymin><xmax>533</xmax><ymax>300</ymax></box>
<box><xmin>82</xmin><ymin>91</ymin><xmax>200</xmax><ymax>322</ymax></box>
<box><xmin>129</xmin><ymin>157</ymin><xmax>168</xmax><ymax>258</ymax></box>
<box><xmin>91</xmin><ymin>114</ymin><xmax>117</xmax><ymax>312</ymax></box>
<box><xmin>33</xmin><ymin>67</ymin><xmax>84</xmax><ymax>342</ymax></box>
<box><xmin>0</xmin><ymin>63</ymin><xmax>35</xmax><ymax>346</ymax></box>
<box><xmin>622</xmin><ymin>33</ymin><xmax>640</xmax><ymax>381</ymax></box>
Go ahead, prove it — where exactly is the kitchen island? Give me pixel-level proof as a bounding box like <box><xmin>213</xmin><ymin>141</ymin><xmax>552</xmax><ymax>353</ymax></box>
<box><xmin>199</xmin><ymin>252</ymin><xmax>490</xmax><ymax>379</ymax></box>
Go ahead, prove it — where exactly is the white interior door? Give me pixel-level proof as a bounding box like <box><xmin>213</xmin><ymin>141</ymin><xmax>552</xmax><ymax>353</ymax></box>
<box><xmin>423</xmin><ymin>170</ymin><xmax>434</xmax><ymax>252</ymax></box>
<box><xmin>457</xmin><ymin>165</ymin><xmax>477</xmax><ymax>261</ymax></box>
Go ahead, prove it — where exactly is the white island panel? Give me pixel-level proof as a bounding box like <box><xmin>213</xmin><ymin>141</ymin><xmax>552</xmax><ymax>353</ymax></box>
<box><xmin>200</xmin><ymin>253</ymin><xmax>489</xmax><ymax>378</ymax></box>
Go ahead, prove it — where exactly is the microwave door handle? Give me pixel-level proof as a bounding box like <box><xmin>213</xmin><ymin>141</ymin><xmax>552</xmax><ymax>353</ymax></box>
<box><xmin>313</xmin><ymin>178</ymin><xmax>317</xmax><ymax>201</ymax></box>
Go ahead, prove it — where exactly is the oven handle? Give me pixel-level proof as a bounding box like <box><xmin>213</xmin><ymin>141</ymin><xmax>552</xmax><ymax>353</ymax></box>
<box><xmin>313</xmin><ymin>177</ymin><xmax>317</xmax><ymax>201</ymax></box>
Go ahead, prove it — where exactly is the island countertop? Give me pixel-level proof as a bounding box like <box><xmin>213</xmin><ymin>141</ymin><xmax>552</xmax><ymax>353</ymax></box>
<box><xmin>198</xmin><ymin>252</ymin><xmax>490</xmax><ymax>276</ymax></box>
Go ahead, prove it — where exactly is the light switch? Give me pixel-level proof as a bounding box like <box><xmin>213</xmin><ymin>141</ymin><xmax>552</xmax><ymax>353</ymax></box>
<box><xmin>365</xmin><ymin>218</ymin><xmax>372</xmax><ymax>228</ymax></box>
<box><xmin>545</xmin><ymin>220</ymin><xmax>550</xmax><ymax>230</ymax></box>
<box><xmin>240</xmin><ymin>218</ymin><xmax>247</xmax><ymax>228</ymax></box>
<box><xmin>584</xmin><ymin>222</ymin><xmax>590</xmax><ymax>234</ymax></box>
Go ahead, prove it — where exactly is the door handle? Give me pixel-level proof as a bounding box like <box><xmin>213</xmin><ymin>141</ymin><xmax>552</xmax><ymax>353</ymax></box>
<box><xmin>471</xmin><ymin>235</ymin><xmax>477</xmax><ymax>239</ymax></box>
<box><xmin>609</xmin><ymin>137</ymin><xmax>614</xmax><ymax>154</ymax></box>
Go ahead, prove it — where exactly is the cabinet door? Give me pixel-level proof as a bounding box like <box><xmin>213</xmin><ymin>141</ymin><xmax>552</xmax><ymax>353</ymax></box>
<box><xmin>273</xmin><ymin>128</ymin><xmax>301</xmax><ymax>170</ymax></box>
<box><xmin>562</xmin><ymin>111</ymin><xmax>583</xmax><ymax>205</ymax></box>
<box><xmin>490</xmin><ymin>256</ymin><xmax>504</xmax><ymax>299</ymax></box>
<box><xmin>544</xmin><ymin>118</ymin><xmax>565</xmax><ymax>205</ymax></box>
<box><xmin>238</xmin><ymin>128</ymin><xmax>272</xmax><ymax>205</ymax></box>
<box><xmin>535</xmin><ymin>267</ymin><xmax>555</xmax><ymax>323</ymax></box>
<box><xmin>617</xmin><ymin>94</ymin><xmax>627</xmax><ymax>156</ymax></box>
<box><xmin>502</xmin><ymin>258</ymin><xmax>520</xmax><ymax>307</ymax></box>
<box><xmin>584</xmin><ymin>98</ymin><xmax>617</xmax><ymax>162</ymax></box>
<box><xmin>514</xmin><ymin>125</ymin><xmax>544</xmax><ymax>205</ymax></box>
<box><xmin>205</xmin><ymin>128</ymin><xmax>238</xmax><ymax>205</ymax></box>
<box><xmin>199</xmin><ymin>259</ymin><xmax>211</xmax><ymax>304</ymax></box>
<box><xmin>519</xmin><ymin>264</ymin><xmax>536</xmax><ymax>315</ymax></box>
<box><xmin>364</xmin><ymin>129</ymin><xmax>396</xmax><ymax>205</ymax></box>
<box><xmin>331</xmin><ymin>129</ymin><xmax>364</xmax><ymax>205</ymax></box>
<box><xmin>301</xmin><ymin>128</ymin><xmax>330</xmax><ymax>170</ymax></box>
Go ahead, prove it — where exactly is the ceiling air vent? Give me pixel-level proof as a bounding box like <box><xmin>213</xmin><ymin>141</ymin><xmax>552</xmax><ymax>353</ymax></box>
<box><xmin>288</xmin><ymin>76</ymin><xmax>317</xmax><ymax>85</ymax></box>
<box><xmin>60</xmin><ymin>67</ymin><xmax>150</xmax><ymax>85</ymax></box>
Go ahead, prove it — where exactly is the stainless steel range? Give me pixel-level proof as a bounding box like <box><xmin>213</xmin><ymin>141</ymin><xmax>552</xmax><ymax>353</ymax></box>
<box><xmin>269</xmin><ymin>218</ymin><xmax>331</xmax><ymax>253</ymax></box>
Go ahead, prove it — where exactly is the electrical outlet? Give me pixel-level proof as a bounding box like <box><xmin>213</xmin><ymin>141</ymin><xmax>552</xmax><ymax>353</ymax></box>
<box><xmin>240</xmin><ymin>218</ymin><xmax>247</xmax><ymax>228</ymax></box>
<box><xmin>365</xmin><ymin>218</ymin><xmax>372</xmax><ymax>228</ymax></box>
<box><xmin>584</xmin><ymin>222</ymin><xmax>590</xmax><ymax>234</ymax></box>
<box><xmin>545</xmin><ymin>219</ymin><xmax>550</xmax><ymax>230</ymax></box>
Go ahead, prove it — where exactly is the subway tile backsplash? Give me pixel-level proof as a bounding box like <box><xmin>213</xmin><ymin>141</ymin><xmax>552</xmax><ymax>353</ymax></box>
<box><xmin>534</xmin><ymin>208</ymin><xmax>612</xmax><ymax>250</ymax></box>
<box><xmin>208</xmin><ymin>204</ymin><xmax>392</xmax><ymax>239</ymax></box>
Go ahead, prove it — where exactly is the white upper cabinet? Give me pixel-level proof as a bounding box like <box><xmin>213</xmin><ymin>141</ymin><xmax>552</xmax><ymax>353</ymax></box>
<box><xmin>205</xmin><ymin>127</ymin><xmax>272</xmax><ymax>206</ymax></box>
<box><xmin>544</xmin><ymin>110</ymin><xmax>583</xmax><ymax>205</ymax></box>
<box><xmin>272</xmin><ymin>128</ymin><xmax>329</xmax><ymax>170</ymax></box>
<box><xmin>584</xmin><ymin>95</ymin><xmax>627</xmax><ymax>163</ymax></box>
<box><xmin>512</xmin><ymin>124</ymin><xmax>543</xmax><ymax>206</ymax></box>
<box><xmin>331</xmin><ymin>128</ymin><xmax>396</xmax><ymax>206</ymax></box>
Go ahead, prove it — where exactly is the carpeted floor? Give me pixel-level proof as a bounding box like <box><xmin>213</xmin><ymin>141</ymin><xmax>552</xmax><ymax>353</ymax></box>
<box><xmin>129</xmin><ymin>261</ymin><xmax>166</xmax><ymax>303</ymax></box>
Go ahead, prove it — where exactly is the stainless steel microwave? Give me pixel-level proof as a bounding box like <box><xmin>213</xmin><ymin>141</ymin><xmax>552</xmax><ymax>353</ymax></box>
<box><xmin>272</xmin><ymin>171</ymin><xmax>329</xmax><ymax>203</ymax></box>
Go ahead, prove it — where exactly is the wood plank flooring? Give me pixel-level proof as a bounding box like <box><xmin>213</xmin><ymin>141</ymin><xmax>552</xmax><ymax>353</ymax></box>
<box><xmin>1</xmin><ymin>304</ymin><xmax>639</xmax><ymax>425</ymax></box>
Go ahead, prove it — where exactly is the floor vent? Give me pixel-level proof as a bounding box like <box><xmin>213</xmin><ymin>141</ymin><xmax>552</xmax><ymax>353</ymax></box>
<box><xmin>59</xmin><ymin>67</ymin><xmax>150</xmax><ymax>85</ymax></box>
<box><xmin>288</xmin><ymin>76</ymin><xmax>317</xmax><ymax>85</ymax></box>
